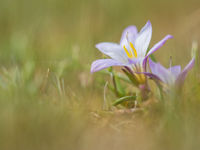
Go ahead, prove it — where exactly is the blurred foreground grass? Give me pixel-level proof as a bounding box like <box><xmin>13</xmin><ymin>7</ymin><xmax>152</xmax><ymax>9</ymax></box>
<box><xmin>0</xmin><ymin>0</ymin><xmax>200</xmax><ymax>150</ymax></box>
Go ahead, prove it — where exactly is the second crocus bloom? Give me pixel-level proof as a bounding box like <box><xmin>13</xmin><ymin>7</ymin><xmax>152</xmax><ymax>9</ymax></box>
<box><xmin>147</xmin><ymin>58</ymin><xmax>195</xmax><ymax>88</ymax></box>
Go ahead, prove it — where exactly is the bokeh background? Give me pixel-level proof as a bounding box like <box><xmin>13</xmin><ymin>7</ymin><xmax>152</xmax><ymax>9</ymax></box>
<box><xmin>0</xmin><ymin>0</ymin><xmax>200</xmax><ymax>150</ymax></box>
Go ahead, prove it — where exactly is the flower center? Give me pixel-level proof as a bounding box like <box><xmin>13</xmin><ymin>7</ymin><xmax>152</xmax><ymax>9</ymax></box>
<box><xmin>123</xmin><ymin>42</ymin><xmax>138</xmax><ymax>58</ymax></box>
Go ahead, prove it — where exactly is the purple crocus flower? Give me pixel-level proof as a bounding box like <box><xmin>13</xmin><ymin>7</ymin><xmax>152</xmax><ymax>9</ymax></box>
<box><xmin>91</xmin><ymin>20</ymin><xmax>173</xmax><ymax>79</ymax></box>
<box><xmin>147</xmin><ymin>58</ymin><xmax>195</xmax><ymax>87</ymax></box>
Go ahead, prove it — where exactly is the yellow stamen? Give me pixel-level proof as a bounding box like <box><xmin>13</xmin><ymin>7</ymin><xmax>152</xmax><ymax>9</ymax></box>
<box><xmin>123</xmin><ymin>45</ymin><xmax>133</xmax><ymax>58</ymax></box>
<box><xmin>129</xmin><ymin>42</ymin><xmax>137</xmax><ymax>58</ymax></box>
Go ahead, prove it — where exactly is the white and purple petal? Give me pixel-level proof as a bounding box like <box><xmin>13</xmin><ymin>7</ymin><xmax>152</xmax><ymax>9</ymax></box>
<box><xmin>134</xmin><ymin>20</ymin><xmax>152</xmax><ymax>57</ymax></box>
<box><xmin>175</xmin><ymin>58</ymin><xmax>195</xmax><ymax>85</ymax></box>
<box><xmin>120</xmin><ymin>26</ymin><xmax>138</xmax><ymax>47</ymax></box>
<box><xmin>168</xmin><ymin>65</ymin><xmax>181</xmax><ymax>79</ymax></box>
<box><xmin>147</xmin><ymin>34</ymin><xmax>173</xmax><ymax>57</ymax></box>
<box><xmin>128</xmin><ymin>57</ymin><xmax>144</xmax><ymax>65</ymax></box>
<box><xmin>142</xmin><ymin>34</ymin><xmax>173</xmax><ymax>70</ymax></box>
<box><xmin>91</xmin><ymin>59</ymin><xmax>125</xmax><ymax>73</ymax></box>
<box><xmin>149</xmin><ymin>58</ymin><xmax>173</xmax><ymax>84</ymax></box>
<box><xmin>95</xmin><ymin>42</ymin><xmax>128</xmax><ymax>63</ymax></box>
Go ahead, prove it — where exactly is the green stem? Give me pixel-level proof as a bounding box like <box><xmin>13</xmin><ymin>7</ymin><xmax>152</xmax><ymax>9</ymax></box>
<box><xmin>112</xmin><ymin>96</ymin><xmax>136</xmax><ymax>106</ymax></box>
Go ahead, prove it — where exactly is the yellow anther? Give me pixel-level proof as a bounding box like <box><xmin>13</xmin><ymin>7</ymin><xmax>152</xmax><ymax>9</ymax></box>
<box><xmin>123</xmin><ymin>45</ymin><xmax>133</xmax><ymax>58</ymax></box>
<box><xmin>129</xmin><ymin>42</ymin><xmax>137</xmax><ymax>58</ymax></box>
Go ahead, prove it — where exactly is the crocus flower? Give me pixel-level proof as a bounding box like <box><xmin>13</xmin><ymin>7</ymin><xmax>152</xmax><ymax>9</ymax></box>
<box><xmin>91</xmin><ymin>20</ymin><xmax>173</xmax><ymax>84</ymax></box>
<box><xmin>147</xmin><ymin>58</ymin><xmax>195</xmax><ymax>87</ymax></box>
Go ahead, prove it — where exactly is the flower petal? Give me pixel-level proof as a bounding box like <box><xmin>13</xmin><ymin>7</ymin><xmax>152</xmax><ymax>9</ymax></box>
<box><xmin>96</xmin><ymin>42</ymin><xmax>128</xmax><ymax>63</ymax></box>
<box><xmin>120</xmin><ymin>26</ymin><xmax>138</xmax><ymax>47</ymax></box>
<box><xmin>134</xmin><ymin>20</ymin><xmax>152</xmax><ymax>57</ymax></box>
<box><xmin>128</xmin><ymin>57</ymin><xmax>144</xmax><ymax>65</ymax></box>
<box><xmin>143</xmin><ymin>35</ymin><xmax>173</xmax><ymax>71</ymax></box>
<box><xmin>147</xmin><ymin>34</ymin><xmax>173</xmax><ymax>57</ymax></box>
<box><xmin>149</xmin><ymin>58</ymin><xmax>173</xmax><ymax>84</ymax></box>
<box><xmin>142</xmin><ymin>57</ymin><xmax>148</xmax><ymax>71</ymax></box>
<box><xmin>176</xmin><ymin>58</ymin><xmax>195</xmax><ymax>85</ymax></box>
<box><xmin>91</xmin><ymin>59</ymin><xmax>125</xmax><ymax>73</ymax></box>
<box><xmin>168</xmin><ymin>65</ymin><xmax>181</xmax><ymax>79</ymax></box>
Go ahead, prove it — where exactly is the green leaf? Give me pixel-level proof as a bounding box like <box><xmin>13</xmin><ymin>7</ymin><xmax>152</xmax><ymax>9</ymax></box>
<box><xmin>112</xmin><ymin>96</ymin><xmax>136</xmax><ymax>106</ymax></box>
<box><xmin>114</xmin><ymin>75</ymin><xmax>126</xmax><ymax>97</ymax></box>
<box><xmin>122</xmin><ymin>69</ymin><xmax>139</xmax><ymax>86</ymax></box>
<box><xmin>110</xmin><ymin>69</ymin><xmax>122</xmax><ymax>97</ymax></box>
<box><xmin>100</xmin><ymin>70</ymin><xmax>131</xmax><ymax>84</ymax></box>
<box><xmin>115</xmin><ymin>73</ymin><xmax>132</xmax><ymax>83</ymax></box>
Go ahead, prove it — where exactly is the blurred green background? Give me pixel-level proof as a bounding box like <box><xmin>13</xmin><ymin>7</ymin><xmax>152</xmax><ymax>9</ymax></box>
<box><xmin>0</xmin><ymin>0</ymin><xmax>200</xmax><ymax>150</ymax></box>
